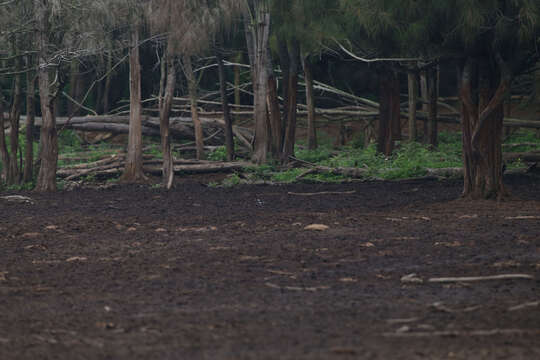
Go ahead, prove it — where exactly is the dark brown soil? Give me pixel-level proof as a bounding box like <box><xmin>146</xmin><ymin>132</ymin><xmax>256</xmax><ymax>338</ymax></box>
<box><xmin>1</xmin><ymin>175</ymin><xmax>539</xmax><ymax>359</ymax></box>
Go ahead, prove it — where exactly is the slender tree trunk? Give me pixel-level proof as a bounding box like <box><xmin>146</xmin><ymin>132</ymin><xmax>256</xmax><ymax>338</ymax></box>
<box><xmin>234</xmin><ymin>51</ymin><xmax>242</xmax><ymax>123</ymax></box>
<box><xmin>420</xmin><ymin>70</ymin><xmax>429</xmax><ymax>142</ymax></box>
<box><xmin>282</xmin><ymin>39</ymin><xmax>300</xmax><ymax>163</ymax></box>
<box><xmin>0</xmin><ymin>89</ymin><xmax>8</xmax><ymax>183</ymax></box>
<box><xmin>24</xmin><ymin>68</ymin><xmax>36</xmax><ymax>183</ymax></box>
<box><xmin>102</xmin><ymin>43</ymin><xmax>113</xmax><ymax>114</ymax></box>
<box><xmin>460</xmin><ymin>57</ymin><xmax>510</xmax><ymax>199</ymax></box>
<box><xmin>120</xmin><ymin>28</ymin><xmax>147</xmax><ymax>183</ymax></box>
<box><xmin>377</xmin><ymin>67</ymin><xmax>401</xmax><ymax>156</ymax></box>
<box><xmin>427</xmin><ymin>67</ymin><xmax>438</xmax><ymax>147</ymax></box>
<box><xmin>277</xmin><ymin>37</ymin><xmax>290</xmax><ymax>143</ymax></box>
<box><xmin>265</xmin><ymin>46</ymin><xmax>282</xmax><ymax>159</ymax></box>
<box><xmin>216</xmin><ymin>47</ymin><xmax>234</xmax><ymax>161</ymax></box>
<box><xmin>67</xmin><ymin>60</ymin><xmax>81</xmax><ymax>116</ymax></box>
<box><xmin>303</xmin><ymin>56</ymin><xmax>317</xmax><ymax>150</ymax></box>
<box><xmin>183</xmin><ymin>55</ymin><xmax>205</xmax><ymax>160</ymax></box>
<box><xmin>8</xmin><ymin>55</ymin><xmax>23</xmax><ymax>185</ymax></box>
<box><xmin>407</xmin><ymin>70</ymin><xmax>418</xmax><ymax>142</ymax></box>
<box><xmin>159</xmin><ymin>45</ymin><xmax>176</xmax><ymax>189</ymax></box>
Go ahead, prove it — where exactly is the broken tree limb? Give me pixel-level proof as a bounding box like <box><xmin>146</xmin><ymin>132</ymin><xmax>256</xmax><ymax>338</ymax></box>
<box><xmin>383</xmin><ymin>328</ymin><xmax>540</xmax><ymax>338</ymax></box>
<box><xmin>428</xmin><ymin>274</ymin><xmax>534</xmax><ymax>283</ymax></box>
<box><xmin>287</xmin><ymin>190</ymin><xmax>357</xmax><ymax>196</ymax></box>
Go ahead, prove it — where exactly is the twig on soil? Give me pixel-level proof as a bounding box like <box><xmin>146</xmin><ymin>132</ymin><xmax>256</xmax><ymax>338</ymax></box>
<box><xmin>265</xmin><ymin>282</ymin><xmax>329</xmax><ymax>292</ymax></box>
<box><xmin>508</xmin><ymin>301</ymin><xmax>540</xmax><ymax>312</ymax></box>
<box><xmin>428</xmin><ymin>274</ymin><xmax>534</xmax><ymax>283</ymax></box>
<box><xmin>430</xmin><ymin>302</ymin><xmax>482</xmax><ymax>313</ymax></box>
<box><xmin>383</xmin><ymin>328</ymin><xmax>540</xmax><ymax>338</ymax></box>
<box><xmin>287</xmin><ymin>190</ymin><xmax>356</xmax><ymax>196</ymax></box>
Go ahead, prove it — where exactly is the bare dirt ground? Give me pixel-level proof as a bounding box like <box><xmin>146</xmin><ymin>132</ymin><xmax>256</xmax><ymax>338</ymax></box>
<box><xmin>1</xmin><ymin>174</ymin><xmax>539</xmax><ymax>359</ymax></box>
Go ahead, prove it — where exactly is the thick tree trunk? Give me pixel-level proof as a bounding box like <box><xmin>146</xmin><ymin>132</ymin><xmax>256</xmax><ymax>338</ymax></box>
<box><xmin>244</xmin><ymin>8</ymin><xmax>271</xmax><ymax>164</ymax></box>
<box><xmin>34</xmin><ymin>0</ymin><xmax>58</xmax><ymax>192</ymax></box>
<box><xmin>35</xmin><ymin>67</ymin><xmax>58</xmax><ymax>191</ymax></box>
<box><xmin>427</xmin><ymin>67</ymin><xmax>438</xmax><ymax>147</ymax></box>
<box><xmin>184</xmin><ymin>55</ymin><xmax>205</xmax><ymax>160</ymax></box>
<box><xmin>282</xmin><ymin>39</ymin><xmax>300</xmax><ymax>163</ymax></box>
<box><xmin>23</xmin><ymin>67</ymin><xmax>36</xmax><ymax>183</ymax></box>
<box><xmin>460</xmin><ymin>57</ymin><xmax>509</xmax><ymax>199</ymax></box>
<box><xmin>267</xmin><ymin>72</ymin><xmax>282</xmax><ymax>157</ymax></box>
<box><xmin>120</xmin><ymin>28</ymin><xmax>147</xmax><ymax>183</ymax></box>
<box><xmin>277</xmin><ymin>36</ymin><xmax>290</xmax><ymax>134</ymax></box>
<box><xmin>407</xmin><ymin>71</ymin><xmax>418</xmax><ymax>142</ymax></box>
<box><xmin>216</xmin><ymin>47</ymin><xmax>234</xmax><ymax>161</ymax></box>
<box><xmin>377</xmin><ymin>68</ymin><xmax>401</xmax><ymax>156</ymax></box>
<box><xmin>303</xmin><ymin>56</ymin><xmax>317</xmax><ymax>150</ymax></box>
<box><xmin>159</xmin><ymin>45</ymin><xmax>176</xmax><ymax>189</ymax></box>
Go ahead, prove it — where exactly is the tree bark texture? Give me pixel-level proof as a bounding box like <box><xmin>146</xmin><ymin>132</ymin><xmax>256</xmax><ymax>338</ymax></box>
<box><xmin>159</xmin><ymin>45</ymin><xmax>176</xmax><ymax>189</ymax></box>
<box><xmin>8</xmin><ymin>54</ymin><xmax>23</xmax><ymax>185</ymax></box>
<box><xmin>120</xmin><ymin>28</ymin><xmax>147</xmax><ymax>183</ymax></box>
<box><xmin>460</xmin><ymin>57</ymin><xmax>509</xmax><ymax>199</ymax></box>
<box><xmin>377</xmin><ymin>67</ymin><xmax>401</xmax><ymax>156</ymax></box>
<box><xmin>427</xmin><ymin>67</ymin><xmax>438</xmax><ymax>147</ymax></box>
<box><xmin>184</xmin><ymin>55</ymin><xmax>205</xmax><ymax>160</ymax></box>
<box><xmin>282</xmin><ymin>39</ymin><xmax>300</xmax><ymax>163</ymax></box>
<box><xmin>407</xmin><ymin>71</ymin><xmax>418</xmax><ymax>142</ymax></box>
<box><xmin>0</xmin><ymin>89</ymin><xmax>8</xmax><ymax>182</ymax></box>
<box><xmin>23</xmin><ymin>67</ymin><xmax>36</xmax><ymax>183</ymax></box>
<box><xmin>303</xmin><ymin>56</ymin><xmax>317</xmax><ymax>150</ymax></box>
<box><xmin>34</xmin><ymin>0</ymin><xmax>58</xmax><ymax>192</ymax></box>
<box><xmin>420</xmin><ymin>71</ymin><xmax>429</xmax><ymax>142</ymax></box>
<box><xmin>245</xmin><ymin>7</ymin><xmax>271</xmax><ymax>164</ymax></box>
<box><xmin>216</xmin><ymin>47</ymin><xmax>235</xmax><ymax>161</ymax></box>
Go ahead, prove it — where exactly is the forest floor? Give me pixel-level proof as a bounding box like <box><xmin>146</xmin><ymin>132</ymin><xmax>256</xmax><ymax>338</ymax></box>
<box><xmin>0</xmin><ymin>174</ymin><xmax>539</xmax><ymax>359</ymax></box>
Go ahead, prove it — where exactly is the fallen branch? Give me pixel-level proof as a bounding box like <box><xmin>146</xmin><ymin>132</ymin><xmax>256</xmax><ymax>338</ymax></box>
<box><xmin>288</xmin><ymin>190</ymin><xmax>356</xmax><ymax>196</ymax></box>
<box><xmin>383</xmin><ymin>328</ymin><xmax>540</xmax><ymax>338</ymax></box>
<box><xmin>508</xmin><ymin>301</ymin><xmax>539</xmax><ymax>312</ymax></box>
<box><xmin>428</xmin><ymin>274</ymin><xmax>534</xmax><ymax>283</ymax></box>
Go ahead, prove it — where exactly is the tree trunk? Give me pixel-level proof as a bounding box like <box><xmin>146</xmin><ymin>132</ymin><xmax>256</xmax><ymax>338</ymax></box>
<box><xmin>159</xmin><ymin>44</ymin><xmax>176</xmax><ymax>189</ymax></box>
<box><xmin>8</xmin><ymin>55</ymin><xmax>23</xmax><ymax>185</ymax></box>
<box><xmin>277</xmin><ymin>36</ymin><xmax>290</xmax><ymax>135</ymax></box>
<box><xmin>303</xmin><ymin>56</ymin><xmax>317</xmax><ymax>150</ymax></box>
<box><xmin>23</xmin><ymin>65</ymin><xmax>36</xmax><ymax>183</ymax></box>
<box><xmin>407</xmin><ymin>70</ymin><xmax>418</xmax><ymax>142</ymax></box>
<box><xmin>216</xmin><ymin>47</ymin><xmax>234</xmax><ymax>161</ymax></box>
<box><xmin>183</xmin><ymin>55</ymin><xmax>205</xmax><ymax>160</ymax></box>
<box><xmin>427</xmin><ymin>67</ymin><xmax>438</xmax><ymax>147</ymax></box>
<box><xmin>265</xmin><ymin>46</ymin><xmax>282</xmax><ymax>159</ymax></box>
<box><xmin>282</xmin><ymin>39</ymin><xmax>300</xmax><ymax>163</ymax></box>
<box><xmin>460</xmin><ymin>57</ymin><xmax>509</xmax><ymax>200</ymax></box>
<box><xmin>377</xmin><ymin>67</ymin><xmax>401</xmax><ymax>156</ymax></box>
<box><xmin>120</xmin><ymin>28</ymin><xmax>147</xmax><ymax>183</ymax></box>
<box><xmin>420</xmin><ymin>70</ymin><xmax>429</xmax><ymax>142</ymax></box>
<box><xmin>244</xmin><ymin>7</ymin><xmax>271</xmax><ymax>164</ymax></box>
<box><xmin>102</xmin><ymin>41</ymin><xmax>113</xmax><ymax>114</ymax></box>
<box><xmin>0</xmin><ymin>89</ymin><xmax>8</xmax><ymax>183</ymax></box>
<box><xmin>234</xmin><ymin>51</ymin><xmax>242</xmax><ymax>123</ymax></box>
<box><xmin>34</xmin><ymin>0</ymin><xmax>58</xmax><ymax>192</ymax></box>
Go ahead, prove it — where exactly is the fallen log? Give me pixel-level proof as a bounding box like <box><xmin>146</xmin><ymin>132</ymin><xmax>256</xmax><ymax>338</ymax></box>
<box><xmin>503</xmin><ymin>152</ymin><xmax>540</xmax><ymax>162</ymax></box>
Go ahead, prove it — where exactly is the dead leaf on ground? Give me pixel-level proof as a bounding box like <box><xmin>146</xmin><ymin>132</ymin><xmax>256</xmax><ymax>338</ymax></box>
<box><xmin>66</xmin><ymin>256</ymin><xmax>88</xmax><ymax>262</ymax></box>
<box><xmin>176</xmin><ymin>226</ymin><xmax>218</xmax><ymax>233</ymax></box>
<box><xmin>24</xmin><ymin>244</ymin><xmax>47</xmax><ymax>251</ymax></box>
<box><xmin>96</xmin><ymin>322</ymin><xmax>116</xmax><ymax>330</ymax></box>
<box><xmin>0</xmin><ymin>272</ymin><xmax>8</xmax><ymax>281</ymax></box>
<box><xmin>339</xmin><ymin>277</ymin><xmax>358</xmax><ymax>283</ymax></box>
<box><xmin>209</xmin><ymin>246</ymin><xmax>232</xmax><ymax>251</ymax></box>
<box><xmin>401</xmin><ymin>274</ymin><xmax>423</xmax><ymax>283</ymax></box>
<box><xmin>459</xmin><ymin>214</ymin><xmax>478</xmax><ymax>219</ymax></box>
<box><xmin>22</xmin><ymin>232</ymin><xmax>40</xmax><ymax>239</ymax></box>
<box><xmin>239</xmin><ymin>255</ymin><xmax>261</xmax><ymax>261</ymax></box>
<box><xmin>155</xmin><ymin>228</ymin><xmax>167</xmax><ymax>233</ymax></box>
<box><xmin>361</xmin><ymin>242</ymin><xmax>376</xmax><ymax>248</ymax></box>
<box><xmin>434</xmin><ymin>241</ymin><xmax>462</xmax><ymax>248</ymax></box>
<box><xmin>304</xmin><ymin>224</ymin><xmax>329</xmax><ymax>231</ymax></box>
<box><xmin>267</xmin><ymin>269</ymin><xmax>295</xmax><ymax>276</ymax></box>
<box><xmin>44</xmin><ymin>225</ymin><xmax>58</xmax><ymax>231</ymax></box>
<box><xmin>505</xmin><ymin>216</ymin><xmax>540</xmax><ymax>220</ymax></box>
